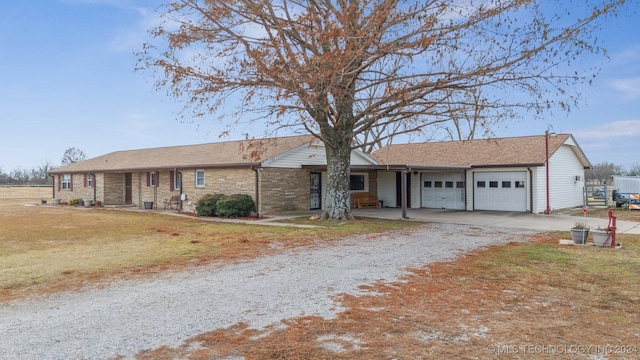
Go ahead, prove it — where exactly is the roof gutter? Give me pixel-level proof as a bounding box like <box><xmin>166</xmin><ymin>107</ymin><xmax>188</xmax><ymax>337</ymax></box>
<box><xmin>48</xmin><ymin>173</ymin><xmax>55</xmax><ymax>200</ymax></box>
<box><xmin>49</xmin><ymin>162</ymin><xmax>262</xmax><ymax>174</ymax></box>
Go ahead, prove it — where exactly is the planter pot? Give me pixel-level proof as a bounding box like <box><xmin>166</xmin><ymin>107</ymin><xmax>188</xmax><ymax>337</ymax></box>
<box><xmin>95</xmin><ymin>201</ymin><xmax>102</xmax><ymax>207</ymax></box>
<box><xmin>41</xmin><ymin>200</ymin><xmax>47</xmax><ymax>205</ymax></box>
<box><xmin>591</xmin><ymin>229</ymin><xmax>612</xmax><ymax>247</ymax></box>
<box><xmin>570</xmin><ymin>229</ymin><xmax>589</xmax><ymax>244</ymax></box>
<box><xmin>53</xmin><ymin>198</ymin><xmax>61</xmax><ymax>206</ymax></box>
<box><xmin>143</xmin><ymin>201</ymin><xmax>154</xmax><ymax>210</ymax></box>
<box><xmin>84</xmin><ymin>200</ymin><xmax>92</xmax><ymax>207</ymax></box>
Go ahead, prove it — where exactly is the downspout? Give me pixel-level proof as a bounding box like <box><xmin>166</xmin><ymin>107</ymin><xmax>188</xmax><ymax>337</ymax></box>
<box><xmin>464</xmin><ymin>169</ymin><xmax>468</xmax><ymax>210</ymax></box>
<box><xmin>176</xmin><ymin>169</ymin><xmax>183</xmax><ymax>211</ymax></box>
<box><xmin>48</xmin><ymin>174</ymin><xmax>55</xmax><ymax>200</ymax></box>
<box><xmin>544</xmin><ymin>130</ymin><xmax>551</xmax><ymax>214</ymax></box>
<box><xmin>251</xmin><ymin>166</ymin><xmax>261</xmax><ymax>217</ymax></box>
<box><xmin>527</xmin><ymin>167</ymin><xmax>533</xmax><ymax>213</ymax></box>
<box><xmin>90</xmin><ymin>172</ymin><xmax>96</xmax><ymax>204</ymax></box>
<box><xmin>401</xmin><ymin>167</ymin><xmax>409</xmax><ymax>219</ymax></box>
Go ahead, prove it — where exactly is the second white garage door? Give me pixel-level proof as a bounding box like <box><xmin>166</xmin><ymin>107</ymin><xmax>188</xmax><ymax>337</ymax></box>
<box><xmin>474</xmin><ymin>172</ymin><xmax>527</xmax><ymax>212</ymax></box>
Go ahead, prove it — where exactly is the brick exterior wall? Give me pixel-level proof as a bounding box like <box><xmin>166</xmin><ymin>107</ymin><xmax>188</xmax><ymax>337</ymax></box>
<box><xmin>51</xmin><ymin>167</ymin><xmax>376</xmax><ymax>215</ymax></box>
<box><xmin>259</xmin><ymin>168</ymin><xmax>310</xmax><ymax>214</ymax></box>
<box><xmin>53</xmin><ymin>173</ymin><xmax>103</xmax><ymax>204</ymax></box>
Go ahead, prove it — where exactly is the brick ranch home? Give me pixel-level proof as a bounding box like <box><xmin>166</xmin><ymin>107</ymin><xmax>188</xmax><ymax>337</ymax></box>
<box><xmin>49</xmin><ymin>133</ymin><xmax>590</xmax><ymax>215</ymax></box>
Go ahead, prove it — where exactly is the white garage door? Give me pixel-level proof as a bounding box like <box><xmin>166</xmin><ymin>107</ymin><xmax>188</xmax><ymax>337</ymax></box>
<box><xmin>421</xmin><ymin>173</ymin><xmax>465</xmax><ymax>210</ymax></box>
<box><xmin>474</xmin><ymin>172</ymin><xmax>527</xmax><ymax>211</ymax></box>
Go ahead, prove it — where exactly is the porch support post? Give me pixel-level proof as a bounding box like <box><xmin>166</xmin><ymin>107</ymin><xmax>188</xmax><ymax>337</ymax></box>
<box><xmin>401</xmin><ymin>168</ymin><xmax>409</xmax><ymax>220</ymax></box>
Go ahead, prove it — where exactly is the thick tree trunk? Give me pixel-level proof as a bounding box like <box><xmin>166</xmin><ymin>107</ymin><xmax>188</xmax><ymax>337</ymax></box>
<box><xmin>321</xmin><ymin>141</ymin><xmax>354</xmax><ymax>221</ymax></box>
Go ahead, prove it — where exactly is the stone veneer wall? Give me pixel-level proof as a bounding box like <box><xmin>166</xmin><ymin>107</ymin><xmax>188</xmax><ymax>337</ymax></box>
<box><xmin>53</xmin><ymin>166</ymin><xmax>360</xmax><ymax>215</ymax></box>
<box><xmin>259</xmin><ymin>168</ymin><xmax>309</xmax><ymax>214</ymax></box>
<box><xmin>103</xmin><ymin>173</ymin><xmax>124</xmax><ymax>205</ymax></box>
<box><xmin>53</xmin><ymin>173</ymin><xmax>104</xmax><ymax>204</ymax></box>
<box><xmin>366</xmin><ymin>170</ymin><xmax>377</xmax><ymax>197</ymax></box>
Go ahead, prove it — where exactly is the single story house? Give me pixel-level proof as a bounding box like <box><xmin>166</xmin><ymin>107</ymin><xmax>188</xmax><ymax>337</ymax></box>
<box><xmin>48</xmin><ymin>135</ymin><xmax>380</xmax><ymax>214</ymax></box>
<box><xmin>49</xmin><ymin>133</ymin><xmax>590</xmax><ymax>214</ymax></box>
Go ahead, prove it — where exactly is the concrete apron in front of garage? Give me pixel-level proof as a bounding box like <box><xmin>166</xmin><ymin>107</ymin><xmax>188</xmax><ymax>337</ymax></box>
<box><xmin>350</xmin><ymin>208</ymin><xmax>640</xmax><ymax>235</ymax></box>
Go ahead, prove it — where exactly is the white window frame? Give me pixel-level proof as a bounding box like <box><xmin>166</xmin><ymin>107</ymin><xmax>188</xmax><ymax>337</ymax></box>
<box><xmin>86</xmin><ymin>173</ymin><xmax>93</xmax><ymax>188</ymax></box>
<box><xmin>149</xmin><ymin>172</ymin><xmax>157</xmax><ymax>187</ymax></box>
<box><xmin>61</xmin><ymin>174</ymin><xmax>71</xmax><ymax>190</ymax></box>
<box><xmin>195</xmin><ymin>169</ymin><xmax>205</xmax><ymax>187</ymax></box>
<box><xmin>174</xmin><ymin>171</ymin><xmax>181</xmax><ymax>190</ymax></box>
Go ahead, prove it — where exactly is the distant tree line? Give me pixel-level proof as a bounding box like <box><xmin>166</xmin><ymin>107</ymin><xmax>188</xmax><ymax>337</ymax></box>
<box><xmin>586</xmin><ymin>162</ymin><xmax>640</xmax><ymax>184</ymax></box>
<box><xmin>0</xmin><ymin>147</ymin><xmax>86</xmax><ymax>185</ymax></box>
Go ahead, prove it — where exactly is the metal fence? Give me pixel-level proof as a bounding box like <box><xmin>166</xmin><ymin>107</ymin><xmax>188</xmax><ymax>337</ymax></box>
<box><xmin>0</xmin><ymin>185</ymin><xmax>54</xmax><ymax>199</ymax></box>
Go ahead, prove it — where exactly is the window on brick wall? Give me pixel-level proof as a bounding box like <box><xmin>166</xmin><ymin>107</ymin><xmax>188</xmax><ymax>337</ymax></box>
<box><xmin>61</xmin><ymin>174</ymin><xmax>72</xmax><ymax>190</ymax></box>
<box><xmin>171</xmin><ymin>171</ymin><xmax>181</xmax><ymax>190</ymax></box>
<box><xmin>84</xmin><ymin>173</ymin><xmax>93</xmax><ymax>188</ymax></box>
<box><xmin>146</xmin><ymin>172</ymin><xmax>159</xmax><ymax>187</ymax></box>
<box><xmin>195</xmin><ymin>170</ymin><xmax>205</xmax><ymax>187</ymax></box>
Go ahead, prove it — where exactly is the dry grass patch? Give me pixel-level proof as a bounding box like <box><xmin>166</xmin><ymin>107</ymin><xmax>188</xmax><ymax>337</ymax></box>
<box><xmin>152</xmin><ymin>232</ymin><xmax>640</xmax><ymax>359</ymax></box>
<box><xmin>0</xmin><ymin>199</ymin><xmax>419</xmax><ymax>301</ymax></box>
<box><xmin>564</xmin><ymin>206</ymin><xmax>640</xmax><ymax>222</ymax></box>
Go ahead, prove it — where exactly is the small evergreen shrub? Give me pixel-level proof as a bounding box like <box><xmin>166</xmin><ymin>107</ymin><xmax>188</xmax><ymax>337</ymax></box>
<box><xmin>195</xmin><ymin>194</ymin><xmax>225</xmax><ymax>217</ymax></box>
<box><xmin>215</xmin><ymin>194</ymin><xmax>255</xmax><ymax>217</ymax></box>
<box><xmin>68</xmin><ymin>197</ymin><xmax>81</xmax><ymax>205</ymax></box>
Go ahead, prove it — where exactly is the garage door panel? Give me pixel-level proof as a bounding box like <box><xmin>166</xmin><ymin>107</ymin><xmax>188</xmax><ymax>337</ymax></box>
<box><xmin>421</xmin><ymin>173</ymin><xmax>465</xmax><ymax>210</ymax></box>
<box><xmin>474</xmin><ymin>172</ymin><xmax>526</xmax><ymax>212</ymax></box>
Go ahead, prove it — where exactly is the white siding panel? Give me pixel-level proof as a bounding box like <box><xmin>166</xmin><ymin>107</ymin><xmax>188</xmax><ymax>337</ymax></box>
<box><xmin>532</xmin><ymin>166</ymin><xmax>546</xmax><ymax>214</ymax></box>
<box><xmin>377</xmin><ymin>171</ymin><xmax>397</xmax><ymax>208</ymax></box>
<box><xmin>548</xmin><ymin>145</ymin><xmax>585</xmax><ymax>211</ymax></box>
<box><xmin>264</xmin><ymin>144</ymin><xmax>377</xmax><ymax>168</ymax></box>
<box><xmin>411</xmin><ymin>172</ymin><xmax>421</xmax><ymax>209</ymax></box>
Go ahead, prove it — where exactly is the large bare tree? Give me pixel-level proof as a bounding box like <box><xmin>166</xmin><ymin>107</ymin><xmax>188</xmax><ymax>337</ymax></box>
<box><xmin>138</xmin><ymin>0</ymin><xmax>627</xmax><ymax>220</ymax></box>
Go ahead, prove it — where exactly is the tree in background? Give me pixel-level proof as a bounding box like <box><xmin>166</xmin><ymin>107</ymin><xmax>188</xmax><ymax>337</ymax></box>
<box><xmin>60</xmin><ymin>147</ymin><xmax>86</xmax><ymax>166</ymax></box>
<box><xmin>586</xmin><ymin>162</ymin><xmax>624</xmax><ymax>184</ymax></box>
<box><xmin>626</xmin><ymin>162</ymin><xmax>640</xmax><ymax>176</ymax></box>
<box><xmin>139</xmin><ymin>0</ymin><xmax>627</xmax><ymax>220</ymax></box>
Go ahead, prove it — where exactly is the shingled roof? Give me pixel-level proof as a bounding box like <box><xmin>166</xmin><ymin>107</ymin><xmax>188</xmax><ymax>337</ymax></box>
<box><xmin>50</xmin><ymin>135</ymin><xmax>315</xmax><ymax>173</ymax></box>
<box><xmin>371</xmin><ymin>134</ymin><xmax>591</xmax><ymax>168</ymax></box>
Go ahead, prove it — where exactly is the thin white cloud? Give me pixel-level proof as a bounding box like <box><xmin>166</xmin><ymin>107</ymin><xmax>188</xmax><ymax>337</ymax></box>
<box><xmin>611</xmin><ymin>43</ymin><xmax>640</xmax><ymax>63</ymax></box>
<box><xmin>610</xmin><ymin>77</ymin><xmax>640</xmax><ymax>100</ymax></box>
<box><xmin>573</xmin><ymin>119</ymin><xmax>640</xmax><ymax>139</ymax></box>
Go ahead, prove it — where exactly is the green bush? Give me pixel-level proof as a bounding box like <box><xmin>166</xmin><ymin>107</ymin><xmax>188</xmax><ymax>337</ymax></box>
<box><xmin>195</xmin><ymin>194</ymin><xmax>225</xmax><ymax>217</ymax></box>
<box><xmin>215</xmin><ymin>194</ymin><xmax>255</xmax><ymax>217</ymax></box>
<box><xmin>68</xmin><ymin>197</ymin><xmax>81</xmax><ymax>205</ymax></box>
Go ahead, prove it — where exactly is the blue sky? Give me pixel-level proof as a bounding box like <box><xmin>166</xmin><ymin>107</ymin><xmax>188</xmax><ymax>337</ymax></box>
<box><xmin>1</xmin><ymin>0</ymin><xmax>639</xmax><ymax>172</ymax></box>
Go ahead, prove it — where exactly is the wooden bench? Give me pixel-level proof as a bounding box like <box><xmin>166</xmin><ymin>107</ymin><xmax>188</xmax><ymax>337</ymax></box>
<box><xmin>352</xmin><ymin>192</ymin><xmax>380</xmax><ymax>209</ymax></box>
<box><xmin>163</xmin><ymin>194</ymin><xmax>181</xmax><ymax>210</ymax></box>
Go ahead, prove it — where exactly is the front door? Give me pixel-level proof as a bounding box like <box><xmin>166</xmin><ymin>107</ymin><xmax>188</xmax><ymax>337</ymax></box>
<box><xmin>310</xmin><ymin>172</ymin><xmax>321</xmax><ymax>210</ymax></box>
<box><xmin>124</xmin><ymin>172</ymin><xmax>132</xmax><ymax>205</ymax></box>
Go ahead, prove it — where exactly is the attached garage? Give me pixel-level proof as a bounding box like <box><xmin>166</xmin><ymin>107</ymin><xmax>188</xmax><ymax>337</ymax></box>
<box><xmin>372</xmin><ymin>134</ymin><xmax>592</xmax><ymax>214</ymax></box>
<box><xmin>421</xmin><ymin>172</ymin><xmax>465</xmax><ymax>210</ymax></box>
<box><xmin>473</xmin><ymin>171</ymin><xmax>527</xmax><ymax>211</ymax></box>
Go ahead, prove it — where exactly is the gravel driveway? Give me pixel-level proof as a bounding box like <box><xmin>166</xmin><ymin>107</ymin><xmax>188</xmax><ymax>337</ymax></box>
<box><xmin>0</xmin><ymin>223</ymin><xmax>535</xmax><ymax>359</ymax></box>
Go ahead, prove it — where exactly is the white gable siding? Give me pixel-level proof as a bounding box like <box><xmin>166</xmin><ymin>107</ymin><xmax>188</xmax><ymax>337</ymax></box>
<box><xmin>377</xmin><ymin>171</ymin><xmax>397</xmax><ymax>208</ymax></box>
<box><xmin>262</xmin><ymin>144</ymin><xmax>377</xmax><ymax>168</ymax></box>
<box><xmin>547</xmin><ymin>145</ymin><xmax>585</xmax><ymax>211</ymax></box>
<box><xmin>411</xmin><ymin>172</ymin><xmax>421</xmax><ymax>208</ymax></box>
